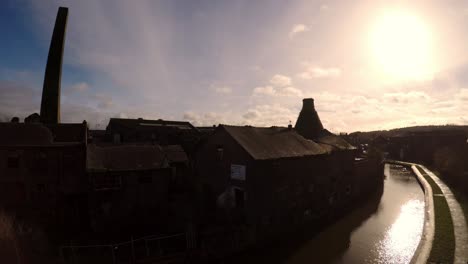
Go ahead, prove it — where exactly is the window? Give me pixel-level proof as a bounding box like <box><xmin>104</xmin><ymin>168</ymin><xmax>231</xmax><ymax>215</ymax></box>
<box><xmin>138</xmin><ymin>175</ymin><xmax>152</xmax><ymax>184</ymax></box>
<box><xmin>7</xmin><ymin>156</ymin><xmax>19</xmax><ymax>168</ymax></box>
<box><xmin>345</xmin><ymin>185</ymin><xmax>352</xmax><ymax>195</ymax></box>
<box><xmin>113</xmin><ymin>133</ymin><xmax>121</xmax><ymax>144</ymax></box>
<box><xmin>94</xmin><ymin>174</ymin><xmax>122</xmax><ymax>190</ymax></box>
<box><xmin>234</xmin><ymin>188</ymin><xmax>245</xmax><ymax>209</ymax></box>
<box><xmin>216</xmin><ymin>145</ymin><xmax>224</xmax><ymax>161</ymax></box>
<box><xmin>36</xmin><ymin>184</ymin><xmax>46</xmax><ymax>192</ymax></box>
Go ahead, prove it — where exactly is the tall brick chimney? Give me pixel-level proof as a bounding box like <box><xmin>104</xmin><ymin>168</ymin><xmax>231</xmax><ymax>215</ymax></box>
<box><xmin>40</xmin><ymin>7</ymin><xmax>68</xmax><ymax>124</ymax></box>
<box><xmin>294</xmin><ymin>98</ymin><xmax>324</xmax><ymax>140</ymax></box>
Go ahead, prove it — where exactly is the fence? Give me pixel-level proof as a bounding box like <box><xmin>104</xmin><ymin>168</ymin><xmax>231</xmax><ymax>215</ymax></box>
<box><xmin>60</xmin><ymin>232</ymin><xmax>191</xmax><ymax>264</ymax></box>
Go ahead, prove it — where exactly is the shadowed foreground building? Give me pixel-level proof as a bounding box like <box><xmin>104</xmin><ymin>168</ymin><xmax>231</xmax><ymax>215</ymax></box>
<box><xmin>195</xmin><ymin>98</ymin><xmax>382</xmax><ymax>248</ymax></box>
<box><xmin>0</xmin><ymin>122</ymin><xmax>88</xmax><ymax>231</ymax></box>
<box><xmin>105</xmin><ymin>118</ymin><xmax>200</xmax><ymax>154</ymax></box>
<box><xmin>86</xmin><ymin>144</ymin><xmax>173</xmax><ymax>235</ymax></box>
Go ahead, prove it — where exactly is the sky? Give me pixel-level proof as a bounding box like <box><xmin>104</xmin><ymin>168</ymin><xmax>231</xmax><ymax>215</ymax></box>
<box><xmin>1</xmin><ymin>0</ymin><xmax>468</xmax><ymax>132</ymax></box>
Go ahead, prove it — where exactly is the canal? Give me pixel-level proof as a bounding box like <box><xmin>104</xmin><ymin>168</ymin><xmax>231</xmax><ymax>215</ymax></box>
<box><xmin>232</xmin><ymin>163</ymin><xmax>425</xmax><ymax>264</ymax></box>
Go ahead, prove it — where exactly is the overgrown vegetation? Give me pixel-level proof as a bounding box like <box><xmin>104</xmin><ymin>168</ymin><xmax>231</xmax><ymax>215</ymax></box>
<box><xmin>415</xmin><ymin>166</ymin><xmax>455</xmax><ymax>263</ymax></box>
<box><xmin>0</xmin><ymin>210</ymin><xmax>55</xmax><ymax>263</ymax></box>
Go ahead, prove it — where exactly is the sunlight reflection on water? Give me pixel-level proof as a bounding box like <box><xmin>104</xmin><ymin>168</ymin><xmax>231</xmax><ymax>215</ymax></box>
<box><xmin>375</xmin><ymin>199</ymin><xmax>424</xmax><ymax>264</ymax></box>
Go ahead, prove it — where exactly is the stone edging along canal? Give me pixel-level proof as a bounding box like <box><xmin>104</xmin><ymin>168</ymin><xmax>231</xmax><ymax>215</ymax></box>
<box><xmin>410</xmin><ymin>164</ymin><xmax>435</xmax><ymax>264</ymax></box>
<box><xmin>386</xmin><ymin>160</ymin><xmax>435</xmax><ymax>263</ymax></box>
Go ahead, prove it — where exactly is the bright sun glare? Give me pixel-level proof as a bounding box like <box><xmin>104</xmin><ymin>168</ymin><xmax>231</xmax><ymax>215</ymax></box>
<box><xmin>370</xmin><ymin>10</ymin><xmax>434</xmax><ymax>80</ymax></box>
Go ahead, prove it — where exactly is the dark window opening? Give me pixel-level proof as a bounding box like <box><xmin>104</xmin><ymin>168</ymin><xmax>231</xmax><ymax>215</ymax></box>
<box><xmin>234</xmin><ymin>188</ymin><xmax>245</xmax><ymax>209</ymax></box>
<box><xmin>37</xmin><ymin>184</ymin><xmax>46</xmax><ymax>192</ymax></box>
<box><xmin>138</xmin><ymin>175</ymin><xmax>152</xmax><ymax>184</ymax></box>
<box><xmin>94</xmin><ymin>174</ymin><xmax>122</xmax><ymax>190</ymax></box>
<box><xmin>216</xmin><ymin>145</ymin><xmax>224</xmax><ymax>161</ymax></box>
<box><xmin>346</xmin><ymin>185</ymin><xmax>351</xmax><ymax>195</ymax></box>
<box><xmin>7</xmin><ymin>156</ymin><xmax>19</xmax><ymax>168</ymax></box>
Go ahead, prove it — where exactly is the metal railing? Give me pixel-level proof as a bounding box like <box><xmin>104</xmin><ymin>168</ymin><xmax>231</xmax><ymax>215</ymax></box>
<box><xmin>60</xmin><ymin>232</ymin><xmax>189</xmax><ymax>264</ymax></box>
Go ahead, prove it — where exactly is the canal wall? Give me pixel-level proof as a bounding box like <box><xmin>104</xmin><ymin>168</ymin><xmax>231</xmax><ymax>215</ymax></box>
<box><xmin>386</xmin><ymin>160</ymin><xmax>434</xmax><ymax>264</ymax></box>
<box><xmin>410</xmin><ymin>164</ymin><xmax>434</xmax><ymax>264</ymax></box>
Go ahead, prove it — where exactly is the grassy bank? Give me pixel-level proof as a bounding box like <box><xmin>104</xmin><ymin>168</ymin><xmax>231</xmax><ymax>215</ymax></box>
<box><xmin>415</xmin><ymin>166</ymin><xmax>455</xmax><ymax>263</ymax></box>
<box><xmin>430</xmin><ymin>169</ymin><xmax>468</xmax><ymax>232</ymax></box>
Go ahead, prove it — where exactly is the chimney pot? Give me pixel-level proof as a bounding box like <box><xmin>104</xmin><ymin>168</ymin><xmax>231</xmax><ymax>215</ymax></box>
<box><xmin>302</xmin><ymin>98</ymin><xmax>315</xmax><ymax>110</ymax></box>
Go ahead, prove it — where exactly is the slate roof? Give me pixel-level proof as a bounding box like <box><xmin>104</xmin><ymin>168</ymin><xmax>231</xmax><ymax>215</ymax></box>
<box><xmin>87</xmin><ymin>144</ymin><xmax>167</xmax><ymax>172</ymax></box>
<box><xmin>163</xmin><ymin>145</ymin><xmax>189</xmax><ymax>163</ymax></box>
<box><xmin>45</xmin><ymin>123</ymin><xmax>87</xmax><ymax>143</ymax></box>
<box><xmin>107</xmin><ymin>118</ymin><xmax>197</xmax><ymax>131</ymax></box>
<box><xmin>315</xmin><ymin>130</ymin><xmax>356</xmax><ymax>151</ymax></box>
<box><xmin>222</xmin><ymin>125</ymin><xmax>328</xmax><ymax>160</ymax></box>
<box><xmin>0</xmin><ymin>123</ymin><xmax>54</xmax><ymax>146</ymax></box>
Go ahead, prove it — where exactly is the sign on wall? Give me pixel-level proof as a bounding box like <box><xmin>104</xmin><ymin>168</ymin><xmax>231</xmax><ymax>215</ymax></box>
<box><xmin>230</xmin><ymin>164</ymin><xmax>246</xmax><ymax>181</ymax></box>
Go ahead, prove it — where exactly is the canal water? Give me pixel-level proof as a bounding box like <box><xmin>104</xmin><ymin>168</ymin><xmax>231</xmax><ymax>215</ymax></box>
<box><xmin>234</xmin><ymin>164</ymin><xmax>425</xmax><ymax>264</ymax></box>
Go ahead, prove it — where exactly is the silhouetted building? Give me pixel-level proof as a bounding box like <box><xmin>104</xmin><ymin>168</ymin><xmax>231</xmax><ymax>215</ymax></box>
<box><xmin>24</xmin><ymin>113</ymin><xmax>41</xmax><ymax>123</ymax></box>
<box><xmin>86</xmin><ymin>144</ymin><xmax>173</xmax><ymax>235</ymax></box>
<box><xmin>194</xmin><ymin>123</ymin><xmax>364</xmax><ymax>242</ymax></box>
<box><xmin>88</xmin><ymin>129</ymin><xmax>106</xmax><ymax>143</ymax></box>
<box><xmin>0</xmin><ymin>122</ymin><xmax>87</xmax><ymax>230</ymax></box>
<box><xmin>388</xmin><ymin>130</ymin><xmax>467</xmax><ymax>164</ymax></box>
<box><xmin>105</xmin><ymin>118</ymin><xmax>200</xmax><ymax>153</ymax></box>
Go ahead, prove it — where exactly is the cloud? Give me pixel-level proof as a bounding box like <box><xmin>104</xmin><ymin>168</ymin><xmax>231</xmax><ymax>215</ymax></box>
<box><xmin>182</xmin><ymin>111</ymin><xmax>230</xmax><ymax>126</ymax></box>
<box><xmin>213</xmin><ymin>85</ymin><xmax>232</xmax><ymax>94</ymax></box>
<box><xmin>0</xmin><ymin>80</ymin><xmax>40</xmax><ymax>120</ymax></box>
<box><xmin>270</xmin><ymin>74</ymin><xmax>292</xmax><ymax>87</ymax></box>
<box><xmin>289</xmin><ymin>24</ymin><xmax>309</xmax><ymax>38</ymax></box>
<box><xmin>92</xmin><ymin>94</ymin><xmax>115</xmax><ymax>109</ymax></box>
<box><xmin>456</xmin><ymin>88</ymin><xmax>468</xmax><ymax>101</ymax></box>
<box><xmin>298</xmin><ymin>64</ymin><xmax>342</xmax><ymax>79</ymax></box>
<box><xmin>24</xmin><ymin>1</ymin><xmax>468</xmax><ymax>132</ymax></box>
<box><xmin>68</xmin><ymin>82</ymin><xmax>89</xmax><ymax>93</ymax></box>
<box><xmin>253</xmin><ymin>74</ymin><xmax>302</xmax><ymax>98</ymax></box>
<box><xmin>383</xmin><ymin>91</ymin><xmax>431</xmax><ymax>104</ymax></box>
<box><xmin>242</xmin><ymin>110</ymin><xmax>258</xmax><ymax>120</ymax></box>
<box><xmin>253</xmin><ymin>86</ymin><xmax>276</xmax><ymax>96</ymax></box>
<box><xmin>241</xmin><ymin>104</ymin><xmax>297</xmax><ymax>126</ymax></box>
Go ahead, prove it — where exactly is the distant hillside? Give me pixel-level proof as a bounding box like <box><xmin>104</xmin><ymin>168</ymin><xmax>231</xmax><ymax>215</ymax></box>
<box><xmin>348</xmin><ymin>125</ymin><xmax>468</xmax><ymax>143</ymax></box>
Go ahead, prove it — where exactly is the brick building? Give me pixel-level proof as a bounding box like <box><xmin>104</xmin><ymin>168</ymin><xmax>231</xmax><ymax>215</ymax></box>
<box><xmin>0</xmin><ymin>122</ymin><xmax>88</xmax><ymax>230</ymax></box>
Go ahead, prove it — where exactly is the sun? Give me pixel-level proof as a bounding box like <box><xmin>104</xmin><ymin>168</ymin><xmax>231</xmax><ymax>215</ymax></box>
<box><xmin>370</xmin><ymin>10</ymin><xmax>434</xmax><ymax>80</ymax></box>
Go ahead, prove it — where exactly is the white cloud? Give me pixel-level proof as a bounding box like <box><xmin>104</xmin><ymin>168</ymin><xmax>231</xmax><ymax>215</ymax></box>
<box><xmin>241</xmin><ymin>104</ymin><xmax>297</xmax><ymax>126</ymax></box>
<box><xmin>320</xmin><ymin>5</ymin><xmax>329</xmax><ymax>11</ymax></box>
<box><xmin>253</xmin><ymin>86</ymin><xmax>276</xmax><ymax>96</ymax></box>
<box><xmin>280</xmin><ymin>86</ymin><xmax>303</xmax><ymax>97</ymax></box>
<box><xmin>253</xmin><ymin>74</ymin><xmax>302</xmax><ymax>97</ymax></box>
<box><xmin>383</xmin><ymin>91</ymin><xmax>431</xmax><ymax>104</ymax></box>
<box><xmin>289</xmin><ymin>24</ymin><xmax>309</xmax><ymax>38</ymax></box>
<box><xmin>213</xmin><ymin>85</ymin><xmax>232</xmax><ymax>94</ymax></box>
<box><xmin>456</xmin><ymin>88</ymin><xmax>468</xmax><ymax>101</ymax></box>
<box><xmin>182</xmin><ymin>111</ymin><xmax>231</xmax><ymax>126</ymax></box>
<box><xmin>242</xmin><ymin>110</ymin><xmax>258</xmax><ymax>120</ymax></box>
<box><xmin>298</xmin><ymin>64</ymin><xmax>342</xmax><ymax>79</ymax></box>
<box><xmin>92</xmin><ymin>94</ymin><xmax>115</xmax><ymax>109</ymax></box>
<box><xmin>270</xmin><ymin>74</ymin><xmax>292</xmax><ymax>87</ymax></box>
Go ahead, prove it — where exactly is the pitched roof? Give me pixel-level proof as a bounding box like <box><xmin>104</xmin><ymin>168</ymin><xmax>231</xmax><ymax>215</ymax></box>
<box><xmin>108</xmin><ymin>118</ymin><xmax>196</xmax><ymax>131</ymax></box>
<box><xmin>315</xmin><ymin>131</ymin><xmax>356</xmax><ymax>151</ymax></box>
<box><xmin>163</xmin><ymin>145</ymin><xmax>189</xmax><ymax>163</ymax></box>
<box><xmin>87</xmin><ymin>144</ymin><xmax>167</xmax><ymax>171</ymax></box>
<box><xmin>45</xmin><ymin>123</ymin><xmax>87</xmax><ymax>142</ymax></box>
<box><xmin>222</xmin><ymin>125</ymin><xmax>328</xmax><ymax>160</ymax></box>
<box><xmin>0</xmin><ymin>123</ymin><xmax>54</xmax><ymax>146</ymax></box>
